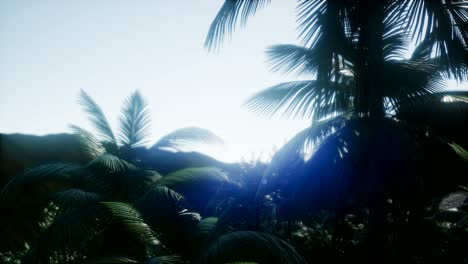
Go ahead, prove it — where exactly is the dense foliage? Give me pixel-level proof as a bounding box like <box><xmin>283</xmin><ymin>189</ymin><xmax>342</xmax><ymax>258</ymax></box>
<box><xmin>2</xmin><ymin>0</ymin><xmax>468</xmax><ymax>263</ymax></box>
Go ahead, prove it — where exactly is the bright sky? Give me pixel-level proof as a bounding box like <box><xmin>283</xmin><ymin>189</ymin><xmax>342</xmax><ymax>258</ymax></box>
<box><xmin>1</xmin><ymin>1</ymin><xmax>466</xmax><ymax>163</ymax></box>
<box><xmin>0</xmin><ymin>0</ymin><xmax>310</xmax><ymax>162</ymax></box>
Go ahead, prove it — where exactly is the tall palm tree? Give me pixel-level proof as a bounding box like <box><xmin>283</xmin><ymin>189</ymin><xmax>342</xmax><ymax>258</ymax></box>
<box><xmin>206</xmin><ymin>0</ymin><xmax>468</xmax><ymax>260</ymax></box>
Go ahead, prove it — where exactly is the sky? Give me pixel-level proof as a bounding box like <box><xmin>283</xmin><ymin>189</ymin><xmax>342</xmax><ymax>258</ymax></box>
<box><xmin>0</xmin><ymin>0</ymin><xmax>310</xmax><ymax>162</ymax></box>
<box><xmin>1</xmin><ymin>1</ymin><xmax>467</xmax><ymax>162</ymax></box>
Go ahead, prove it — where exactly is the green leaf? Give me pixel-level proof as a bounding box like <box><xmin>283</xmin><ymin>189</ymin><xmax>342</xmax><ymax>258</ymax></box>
<box><xmin>205</xmin><ymin>0</ymin><xmax>271</xmax><ymax>51</ymax></box>
<box><xmin>1</xmin><ymin>163</ymin><xmax>81</xmax><ymax>206</ymax></box>
<box><xmin>70</xmin><ymin>125</ymin><xmax>106</xmax><ymax>159</ymax></box>
<box><xmin>119</xmin><ymin>90</ymin><xmax>152</xmax><ymax>148</ymax></box>
<box><xmin>87</xmin><ymin>154</ymin><xmax>136</xmax><ymax>173</ymax></box>
<box><xmin>243</xmin><ymin>80</ymin><xmax>353</xmax><ymax>120</ymax></box>
<box><xmin>52</xmin><ymin>189</ymin><xmax>102</xmax><ymax>208</ymax></box>
<box><xmin>272</xmin><ymin>114</ymin><xmax>349</xmax><ymax>164</ymax></box>
<box><xmin>153</xmin><ymin>127</ymin><xmax>224</xmax><ymax>152</ymax></box>
<box><xmin>198</xmin><ymin>231</ymin><xmax>307</xmax><ymax>264</ymax></box>
<box><xmin>266</xmin><ymin>44</ymin><xmax>318</xmax><ymax>76</ymax></box>
<box><xmin>449</xmin><ymin>142</ymin><xmax>468</xmax><ymax>162</ymax></box>
<box><xmin>158</xmin><ymin>167</ymin><xmax>228</xmax><ymax>192</ymax></box>
<box><xmin>101</xmin><ymin>202</ymin><xmax>165</xmax><ymax>256</ymax></box>
<box><xmin>157</xmin><ymin>167</ymin><xmax>231</xmax><ymax>213</ymax></box>
<box><xmin>87</xmin><ymin>255</ymin><xmax>185</xmax><ymax>264</ymax></box>
<box><xmin>78</xmin><ymin>89</ymin><xmax>117</xmax><ymax>146</ymax></box>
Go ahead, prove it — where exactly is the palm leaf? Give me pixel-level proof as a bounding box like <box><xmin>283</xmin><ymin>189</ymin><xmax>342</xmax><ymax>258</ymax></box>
<box><xmin>87</xmin><ymin>154</ymin><xmax>136</xmax><ymax>173</ymax></box>
<box><xmin>196</xmin><ymin>217</ymin><xmax>219</xmax><ymax>239</ymax></box>
<box><xmin>449</xmin><ymin>142</ymin><xmax>468</xmax><ymax>162</ymax></box>
<box><xmin>158</xmin><ymin>167</ymin><xmax>228</xmax><ymax>193</ymax></box>
<box><xmin>135</xmin><ymin>186</ymin><xmax>200</xmax><ymax>255</ymax></box>
<box><xmin>404</xmin><ymin>1</ymin><xmax>468</xmax><ymax>81</ymax></box>
<box><xmin>271</xmin><ymin>114</ymin><xmax>349</xmax><ymax>165</ymax></box>
<box><xmin>197</xmin><ymin>231</ymin><xmax>307</xmax><ymax>264</ymax></box>
<box><xmin>205</xmin><ymin>0</ymin><xmax>271</xmax><ymax>51</ymax></box>
<box><xmin>70</xmin><ymin>125</ymin><xmax>106</xmax><ymax>159</ymax></box>
<box><xmin>296</xmin><ymin>0</ymin><xmax>327</xmax><ymax>46</ymax></box>
<box><xmin>87</xmin><ymin>255</ymin><xmax>185</xmax><ymax>264</ymax></box>
<box><xmin>136</xmin><ymin>185</ymin><xmax>185</xmax><ymax>215</ymax></box>
<box><xmin>1</xmin><ymin>163</ymin><xmax>81</xmax><ymax>206</ymax></box>
<box><xmin>101</xmin><ymin>202</ymin><xmax>165</xmax><ymax>256</ymax></box>
<box><xmin>87</xmin><ymin>257</ymin><xmax>139</xmax><ymax>264</ymax></box>
<box><xmin>153</xmin><ymin>127</ymin><xmax>224</xmax><ymax>152</ymax></box>
<box><xmin>52</xmin><ymin>189</ymin><xmax>102</xmax><ymax>209</ymax></box>
<box><xmin>382</xmin><ymin>59</ymin><xmax>446</xmax><ymax>102</ymax></box>
<box><xmin>157</xmin><ymin>167</ymin><xmax>230</xmax><ymax>213</ymax></box>
<box><xmin>243</xmin><ymin>80</ymin><xmax>353</xmax><ymax>120</ymax></box>
<box><xmin>119</xmin><ymin>90</ymin><xmax>151</xmax><ymax>148</ymax></box>
<box><xmin>78</xmin><ymin>89</ymin><xmax>117</xmax><ymax>146</ymax></box>
<box><xmin>266</xmin><ymin>44</ymin><xmax>318</xmax><ymax>76</ymax></box>
<box><xmin>406</xmin><ymin>0</ymin><xmax>468</xmax><ymax>44</ymax></box>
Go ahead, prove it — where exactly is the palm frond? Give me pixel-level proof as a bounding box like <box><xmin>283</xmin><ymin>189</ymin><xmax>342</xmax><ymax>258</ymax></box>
<box><xmin>52</xmin><ymin>189</ymin><xmax>102</xmax><ymax>209</ymax></box>
<box><xmin>157</xmin><ymin>167</ymin><xmax>231</xmax><ymax>213</ymax></box>
<box><xmin>271</xmin><ymin>114</ymin><xmax>349</xmax><ymax>165</ymax></box>
<box><xmin>153</xmin><ymin>127</ymin><xmax>224</xmax><ymax>152</ymax></box>
<box><xmin>135</xmin><ymin>186</ymin><xmax>200</xmax><ymax>255</ymax></box>
<box><xmin>449</xmin><ymin>142</ymin><xmax>468</xmax><ymax>162</ymax></box>
<box><xmin>70</xmin><ymin>125</ymin><xmax>106</xmax><ymax>159</ymax></box>
<box><xmin>78</xmin><ymin>89</ymin><xmax>117</xmax><ymax>146</ymax></box>
<box><xmin>145</xmin><ymin>255</ymin><xmax>185</xmax><ymax>264</ymax></box>
<box><xmin>406</xmin><ymin>0</ymin><xmax>468</xmax><ymax>44</ymax></box>
<box><xmin>243</xmin><ymin>80</ymin><xmax>353</xmax><ymax>120</ymax></box>
<box><xmin>87</xmin><ymin>257</ymin><xmax>138</xmax><ymax>264</ymax></box>
<box><xmin>266</xmin><ymin>44</ymin><xmax>319</xmax><ymax>76</ymax></box>
<box><xmin>411</xmin><ymin>35</ymin><xmax>434</xmax><ymax>61</ymax></box>
<box><xmin>296</xmin><ymin>0</ymin><xmax>327</xmax><ymax>46</ymax></box>
<box><xmin>119</xmin><ymin>90</ymin><xmax>151</xmax><ymax>148</ymax></box>
<box><xmin>158</xmin><ymin>167</ymin><xmax>228</xmax><ymax>192</ymax></box>
<box><xmin>1</xmin><ymin>163</ymin><xmax>81</xmax><ymax>206</ymax></box>
<box><xmin>196</xmin><ymin>217</ymin><xmax>219</xmax><ymax>239</ymax></box>
<box><xmin>205</xmin><ymin>0</ymin><xmax>271</xmax><ymax>51</ymax></box>
<box><xmin>405</xmin><ymin>1</ymin><xmax>468</xmax><ymax>81</ymax></box>
<box><xmin>382</xmin><ymin>20</ymin><xmax>408</xmax><ymax>61</ymax></box>
<box><xmin>101</xmin><ymin>202</ymin><xmax>165</xmax><ymax>256</ymax></box>
<box><xmin>198</xmin><ymin>231</ymin><xmax>307</xmax><ymax>264</ymax></box>
<box><xmin>381</xmin><ymin>59</ymin><xmax>447</xmax><ymax>112</ymax></box>
<box><xmin>87</xmin><ymin>154</ymin><xmax>136</xmax><ymax>173</ymax></box>
<box><xmin>87</xmin><ymin>255</ymin><xmax>185</xmax><ymax>264</ymax></box>
<box><xmin>136</xmin><ymin>185</ymin><xmax>185</xmax><ymax>214</ymax></box>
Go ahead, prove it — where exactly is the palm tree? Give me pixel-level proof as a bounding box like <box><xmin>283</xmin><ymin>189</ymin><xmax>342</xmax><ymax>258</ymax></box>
<box><xmin>206</xmin><ymin>0</ymin><xmax>468</xmax><ymax>260</ymax></box>
<box><xmin>73</xmin><ymin>89</ymin><xmax>224</xmax><ymax>170</ymax></box>
<box><xmin>0</xmin><ymin>91</ymin><xmax>242</xmax><ymax>263</ymax></box>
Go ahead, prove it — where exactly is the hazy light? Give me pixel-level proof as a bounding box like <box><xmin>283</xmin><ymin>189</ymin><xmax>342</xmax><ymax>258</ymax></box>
<box><xmin>0</xmin><ymin>1</ymin><xmax>309</xmax><ymax>162</ymax></box>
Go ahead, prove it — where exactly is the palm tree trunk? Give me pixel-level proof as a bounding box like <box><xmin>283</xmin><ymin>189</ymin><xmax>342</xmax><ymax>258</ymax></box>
<box><xmin>357</xmin><ymin>1</ymin><xmax>385</xmax><ymax>118</ymax></box>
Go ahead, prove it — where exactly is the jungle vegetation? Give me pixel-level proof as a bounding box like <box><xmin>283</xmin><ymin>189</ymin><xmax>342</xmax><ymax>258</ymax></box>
<box><xmin>1</xmin><ymin>0</ymin><xmax>468</xmax><ymax>263</ymax></box>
